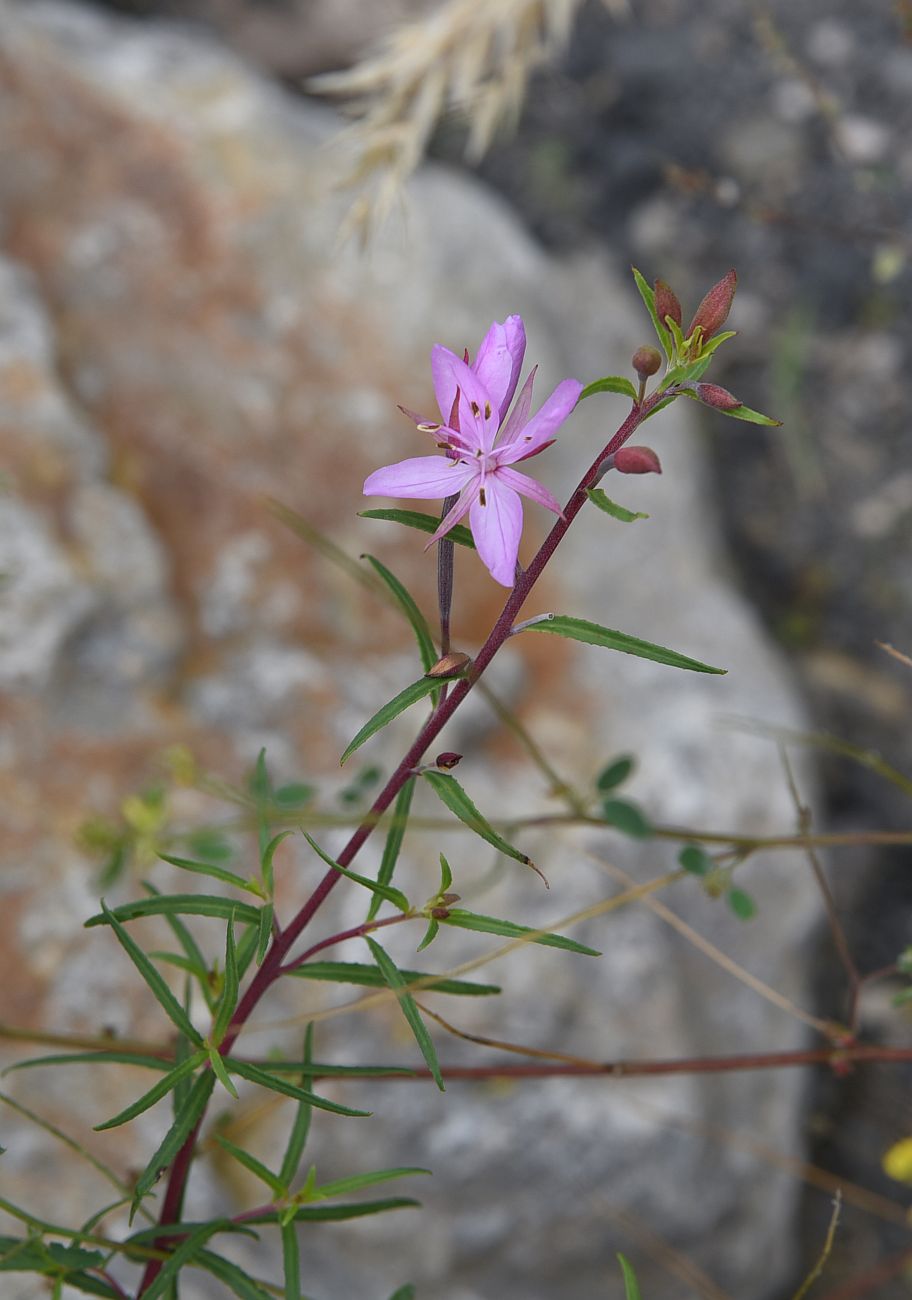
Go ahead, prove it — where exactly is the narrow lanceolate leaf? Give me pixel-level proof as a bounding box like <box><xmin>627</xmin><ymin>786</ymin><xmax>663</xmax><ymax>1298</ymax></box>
<box><xmin>359</xmin><ymin>508</ymin><xmax>475</xmax><ymax>549</ymax></box>
<box><xmin>261</xmin><ymin>830</ymin><xmax>293</xmax><ymax>898</ymax></box>
<box><xmin>282</xmin><ymin>1221</ymin><xmax>301</xmax><ymax>1300</ymax></box>
<box><xmin>369</xmin><ymin>778</ymin><xmax>415</xmax><ymax>922</ymax></box>
<box><xmin>340</xmin><ymin>677</ymin><xmax>441</xmax><ymax>766</ymax></box>
<box><xmin>443</xmin><ymin>909</ymin><xmax>600</xmax><ymax>957</ymax></box>
<box><xmin>365</xmin><ymin>938</ymin><xmax>444</xmax><ymax>1092</ymax></box>
<box><xmin>194</xmin><ymin>1249</ymin><xmax>276</xmax><ymax>1300</ymax></box>
<box><xmin>241</xmin><ymin>1198</ymin><xmax>420</xmax><ymax>1226</ymax></box>
<box><xmin>97</xmin><ymin>903</ymin><xmax>203</xmax><ymax>1046</ymax></box>
<box><xmin>363</xmin><ymin>556</ymin><xmax>436</xmax><ymax>675</ymax></box>
<box><xmin>708</xmin><ymin>401</ymin><xmax>781</xmax><ymax>426</ymax></box>
<box><xmin>302</xmin><ymin>833</ymin><xmax>410</xmax><ymax>913</ymax></box>
<box><xmin>139</xmin><ymin>1222</ymin><xmax>224</xmax><ymax>1300</ymax></box>
<box><xmin>388</xmin><ymin>1288</ymin><xmax>416</xmax><ymax>1300</ymax></box>
<box><xmin>207</xmin><ymin>1045</ymin><xmax>239</xmax><ymax>1100</ymax></box>
<box><xmin>157</xmin><ymin>853</ymin><xmax>255</xmax><ymax>894</ymax></box>
<box><xmin>94</xmin><ymin>1051</ymin><xmax>206</xmax><ymax>1131</ymax></box>
<box><xmin>579</xmin><ymin>375</ymin><xmax>639</xmax><ymax>403</ymax></box>
<box><xmin>314</xmin><ymin>1166</ymin><xmax>430</xmax><ymax>1201</ymax></box>
<box><xmin>631</xmin><ymin>266</ymin><xmax>672</xmax><ymax>359</ymax></box>
<box><xmin>618</xmin><ymin>1253</ymin><xmax>643</xmax><ymax>1300</ymax></box>
<box><xmin>3</xmin><ymin>1050</ymin><xmax>173</xmax><ymax>1075</ymax></box>
<box><xmin>286</xmin><ymin>960</ymin><xmax>500</xmax><ymax>997</ymax></box>
<box><xmin>214</xmin><ymin>1134</ymin><xmax>284</xmax><ymax>1195</ymax></box>
<box><xmin>224</xmin><ymin>1057</ymin><xmax>371</xmax><ymax>1118</ymax></box>
<box><xmin>212</xmin><ymin>914</ymin><xmax>239</xmax><ymax>1046</ymax></box>
<box><xmin>586</xmin><ymin>489</ymin><xmax>648</xmax><ymax>523</ymax></box>
<box><xmin>131</xmin><ymin>1071</ymin><xmax>216</xmax><ymax>1219</ymax></box>
<box><xmin>146</xmin><ymin>882</ymin><xmax>215</xmax><ymax>1011</ymax></box>
<box><xmin>278</xmin><ymin>1026</ymin><xmax>315</xmax><ymax>1188</ymax></box>
<box><xmin>256</xmin><ymin>903</ymin><xmax>274</xmax><ymax>965</ymax></box>
<box><xmin>520</xmin><ymin>615</ymin><xmax>726</xmax><ymax>675</ymax></box>
<box><xmin>85</xmin><ymin>895</ymin><xmax>261</xmax><ymax>928</ymax></box>
<box><xmin>422</xmin><ymin>771</ymin><xmax>531</xmax><ymax>868</ymax></box>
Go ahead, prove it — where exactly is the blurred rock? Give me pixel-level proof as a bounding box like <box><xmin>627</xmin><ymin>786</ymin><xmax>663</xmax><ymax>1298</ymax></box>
<box><xmin>0</xmin><ymin>4</ymin><xmax>821</xmax><ymax>1299</ymax></box>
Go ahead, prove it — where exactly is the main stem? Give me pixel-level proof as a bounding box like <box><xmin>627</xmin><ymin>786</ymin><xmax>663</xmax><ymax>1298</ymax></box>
<box><xmin>137</xmin><ymin>394</ymin><xmax>653</xmax><ymax>1295</ymax></box>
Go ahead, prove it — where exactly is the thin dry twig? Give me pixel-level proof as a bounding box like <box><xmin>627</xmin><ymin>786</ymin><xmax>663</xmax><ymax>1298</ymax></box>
<box><xmin>792</xmin><ymin>1192</ymin><xmax>842</xmax><ymax>1300</ymax></box>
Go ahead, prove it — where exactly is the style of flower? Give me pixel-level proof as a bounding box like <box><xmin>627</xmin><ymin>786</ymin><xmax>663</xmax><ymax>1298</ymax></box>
<box><xmin>364</xmin><ymin>317</ymin><xmax>582</xmax><ymax>586</ymax></box>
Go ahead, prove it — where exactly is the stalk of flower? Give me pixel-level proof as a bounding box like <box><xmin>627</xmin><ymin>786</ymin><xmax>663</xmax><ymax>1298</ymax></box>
<box><xmin>364</xmin><ymin>317</ymin><xmax>583</xmax><ymax>585</ymax></box>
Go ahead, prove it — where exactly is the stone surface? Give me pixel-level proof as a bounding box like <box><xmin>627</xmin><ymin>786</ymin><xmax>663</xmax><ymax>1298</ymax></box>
<box><xmin>0</xmin><ymin>4</ymin><xmax>823</xmax><ymax>1298</ymax></box>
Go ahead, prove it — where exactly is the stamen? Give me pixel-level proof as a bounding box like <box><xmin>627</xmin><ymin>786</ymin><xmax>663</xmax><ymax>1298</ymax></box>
<box><xmin>484</xmin><ymin>401</ymin><xmax>492</xmax><ymax>420</ymax></box>
<box><xmin>470</xmin><ymin>400</ymin><xmax>480</xmax><ymax>418</ymax></box>
<box><xmin>418</xmin><ymin>421</ymin><xmax>441</xmax><ymax>433</ymax></box>
<box><xmin>479</xmin><ymin>487</ymin><xmax>486</xmax><ymax>506</ymax></box>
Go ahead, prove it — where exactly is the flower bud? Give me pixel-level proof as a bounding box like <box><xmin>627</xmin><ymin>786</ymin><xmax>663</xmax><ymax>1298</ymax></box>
<box><xmin>694</xmin><ymin>382</ymin><xmax>742</xmax><ymax>411</ymax></box>
<box><xmin>686</xmin><ymin>269</ymin><xmax>737</xmax><ymax>339</ymax></box>
<box><xmin>631</xmin><ymin>345</ymin><xmax>662</xmax><ymax>378</ymax></box>
<box><xmin>426</xmin><ymin>651</ymin><xmax>471</xmax><ymax>678</ymax></box>
<box><xmin>654</xmin><ymin>279</ymin><xmax>682</xmax><ymax>329</ymax></box>
<box><xmin>435</xmin><ymin>751</ymin><xmax>463</xmax><ymax>770</ymax></box>
<box><xmin>614</xmin><ymin>446</ymin><xmax>662</xmax><ymax>475</ymax></box>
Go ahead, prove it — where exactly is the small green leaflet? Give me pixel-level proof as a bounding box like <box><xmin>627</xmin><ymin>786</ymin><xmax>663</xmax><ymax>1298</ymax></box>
<box><xmin>362</xmin><ymin>555</ymin><xmax>437</xmax><ymax>677</ymax></box>
<box><xmin>238</xmin><ymin>1198</ymin><xmax>420</xmax><ymax>1226</ymax></box>
<box><xmin>601</xmin><ymin>798</ymin><xmax>653</xmax><ymax>839</ymax></box>
<box><xmin>369</xmin><ymin>779</ymin><xmax>415</xmax><ymax>922</ymax></box>
<box><xmin>282</xmin><ymin>1220</ymin><xmax>301</xmax><ymax>1300</ymax></box>
<box><xmin>85</xmin><ymin>895</ymin><xmax>261</xmax><ymax>928</ymax></box>
<box><xmin>388</xmin><ymin>1288</ymin><xmax>416</xmax><ymax>1300</ymax></box>
<box><xmin>97</xmin><ymin>903</ymin><xmax>203</xmax><ymax>1047</ymax></box>
<box><xmin>712</xmin><ymin>402</ymin><xmax>781</xmax><ymax>426</ymax></box>
<box><xmin>586</xmin><ymin>489</ymin><xmax>649</xmax><ymax>524</ymax></box>
<box><xmin>631</xmin><ymin>266</ymin><xmax>672</xmax><ymax>360</ymax></box>
<box><xmin>365</xmin><ymin>938</ymin><xmax>444</xmax><ymax>1092</ymax></box>
<box><xmin>131</xmin><ymin>1071</ymin><xmax>216</xmax><ymax>1220</ymax></box>
<box><xmin>518</xmin><ymin>614</ymin><xmax>726</xmax><ymax>675</ymax></box>
<box><xmin>3</xmin><ymin>1050</ymin><xmax>173</xmax><ymax>1075</ymax></box>
<box><xmin>422</xmin><ymin>771</ymin><xmax>532</xmax><ymax>869</ymax></box>
<box><xmin>727</xmin><ymin>887</ymin><xmax>757</xmax><ymax>920</ymax></box>
<box><xmin>212</xmin><ymin>914</ymin><xmax>239</xmax><ymax>1046</ymax></box>
<box><xmin>618</xmin><ymin>1253</ymin><xmax>643</xmax><ymax>1300</ymax></box>
<box><xmin>157</xmin><ymin>853</ymin><xmax>257</xmax><ymax>895</ymax></box>
<box><xmin>359</xmin><ymin>508</ymin><xmax>475</xmax><ymax>549</ymax></box>
<box><xmin>302</xmin><ymin>832</ymin><xmax>410</xmax><ymax>913</ymax></box>
<box><xmin>138</xmin><ymin>1222</ymin><xmax>226</xmax><ymax>1300</ymax></box>
<box><xmin>278</xmin><ymin>1026</ymin><xmax>315</xmax><ymax>1188</ymax></box>
<box><xmin>596</xmin><ymin>755</ymin><xmax>635</xmax><ymax>791</ymax></box>
<box><xmin>190</xmin><ymin>1248</ymin><xmax>277</xmax><ymax>1300</ymax></box>
<box><xmin>678</xmin><ymin>844</ymin><xmax>714</xmax><ymax>876</ymax></box>
<box><xmin>224</xmin><ymin>1057</ymin><xmax>371</xmax><ymax>1118</ymax></box>
<box><xmin>579</xmin><ymin>375</ymin><xmax>638</xmax><ymax>403</ymax></box>
<box><xmin>443</xmin><ymin>908</ymin><xmax>600</xmax><ymax>957</ymax></box>
<box><xmin>340</xmin><ymin>677</ymin><xmax>441</xmax><ymax>766</ymax></box>
<box><xmin>213</xmin><ymin>1134</ymin><xmax>285</xmax><ymax>1195</ymax></box>
<box><xmin>306</xmin><ymin>1166</ymin><xmax>430</xmax><ymax>1202</ymax></box>
<box><xmin>94</xmin><ymin>1052</ymin><xmax>206</xmax><ymax>1131</ymax></box>
<box><xmin>286</xmin><ymin>960</ymin><xmax>500</xmax><ymax>996</ymax></box>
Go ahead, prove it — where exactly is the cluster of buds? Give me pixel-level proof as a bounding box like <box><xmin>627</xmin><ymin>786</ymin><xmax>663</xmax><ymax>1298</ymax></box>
<box><xmin>654</xmin><ymin>268</ymin><xmax>738</xmax><ymax>365</ymax></box>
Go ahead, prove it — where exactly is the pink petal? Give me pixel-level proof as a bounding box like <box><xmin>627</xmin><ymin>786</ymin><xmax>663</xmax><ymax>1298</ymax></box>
<box><xmin>470</xmin><ymin>477</ymin><xmax>523</xmax><ymax>586</ymax></box>
<box><xmin>364</xmin><ymin>456</ymin><xmax>474</xmax><ymax>499</ymax></box>
<box><xmin>496</xmin><ymin>366</ymin><xmax>537</xmax><ymax>447</ymax></box>
<box><xmin>494</xmin><ymin>465</ymin><xmax>563</xmax><ymax>516</ymax></box>
<box><xmin>473</xmin><ymin>316</ymin><xmax>526</xmax><ymax>423</ymax></box>
<box><xmin>431</xmin><ymin>348</ymin><xmax>497</xmax><ymax>452</ymax></box>
<box><xmin>496</xmin><ymin>378</ymin><xmax>582</xmax><ymax>465</ymax></box>
<box><xmin>424</xmin><ymin>478</ymin><xmax>480</xmax><ymax>547</ymax></box>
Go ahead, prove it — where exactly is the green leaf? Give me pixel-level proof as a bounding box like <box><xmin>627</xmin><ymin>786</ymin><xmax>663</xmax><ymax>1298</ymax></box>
<box><xmin>302</xmin><ymin>832</ymin><xmax>410</xmax><ymax>913</ymax></box>
<box><xmin>699</xmin><ymin>329</ymin><xmax>737</xmax><ymax>358</ymax></box>
<box><xmin>359</xmin><ymin>508</ymin><xmax>475</xmax><ymax>549</ymax></box>
<box><xmin>242</xmin><ymin>1198</ymin><xmax>420</xmax><ymax>1226</ymax></box>
<box><xmin>443</xmin><ymin>909</ymin><xmax>600</xmax><ymax>957</ymax></box>
<box><xmin>131</xmin><ymin>1071</ymin><xmax>216</xmax><ymax>1219</ymax></box>
<box><xmin>3</xmin><ymin>1050</ymin><xmax>173</xmax><ymax>1076</ymax></box>
<box><xmin>369</xmin><ymin>778</ymin><xmax>415</xmax><ymax>922</ymax></box>
<box><xmin>727</xmin><ymin>887</ymin><xmax>757</xmax><ymax>920</ymax></box>
<box><xmin>714</xmin><ymin>402</ymin><xmax>781</xmax><ymax>426</ymax></box>
<box><xmin>678</xmin><ymin>844</ymin><xmax>714</xmax><ymax>876</ymax></box>
<box><xmin>193</xmin><ymin>1248</ymin><xmax>276</xmax><ymax>1300</ymax></box>
<box><xmin>207</xmin><ymin>1045</ymin><xmax>239</xmax><ymax>1100</ymax></box>
<box><xmin>388</xmin><ymin>1289</ymin><xmax>416</xmax><ymax>1300</ymax></box>
<box><xmin>632</xmin><ymin>266</ymin><xmax>672</xmax><ymax>360</ymax></box>
<box><xmin>184</xmin><ymin>829</ymin><xmax>234</xmax><ymax>863</ymax></box>
<box><xmin>601</xmin><ymin>798</ymin><xmax>653</xmax><ymax>839</ymax></box>
<box><xmin>145</xmin><ymin>883</ymin><xmax>215</xmax><ymax>1011</ymax></box>
<box><xmin>416</xmin><ymin>918</ymin><xmax>439</xmax><ymax>952</ymax></box>
<box><xmin>618</xmin><ymin>1253</ymin><xmax>643</xmax><ymax>1300</ymax></box>
<box><xmin>437</xmin><ymin>853</ymin><xmax>453</xmax><ymax>895</ymax></box>
<box><xmin>158</xmin><ymin>853</ymin><xmax>256</xmax><ymax>895</ymax></box>
<box><xmin>365</xmin><ymin>938</ymin><xmax>444</xmax><ymax>1092</ymax></box>
<box><xmin>422</xmin><ymin>771</ymin><xmax>532</xmax><ymax>868</ymax></box>
<box><xmin>586</xmin><ymin>489</ymin><xmax>649</xmax><ymax>524</ymax></box>
<box><xmin>139</xmin><ymin>1221</ymin><xmax>224</xmax><ymax>1300</ymax></box>
<box><xmin>579</xmin><ymin>375</ymin><xmax>639</xmax><ymax>403</ymax></box>
<box><xmin>282</xmin><ymin>1221</ymin><xmax>301</xmax><ymax>1300</ymax></box>
<box><xmin>273</xmin><ymin>783</ymin><xmax>316</xmax><ymax>809</ymax></box>
<box><xmin>94</xmin><ymin>1051</ymin><xmax>206</xmax><ymax>1131</ymax></box>
<box><xmin>596</xmin><ymin>755</ymin><xmax>635</xmax><ymax>791</ymax></box>
<box><xmin>213</xmin><ymin>1134</ymin><xmax>284</xmax><ymax>1195</ymax></box>
<box><xmin>97</xmin><ymin>902</ymin><xmax>203</xmax><ymax>1046</ymax></box>
<box><xmin>519</xmin><ymin>614</ymin><xmax>726</xmax><ymax>675</ymax></box>
<box><xmin>286</xmin><ymin>960</ymin><xmax>500</xmax><ymax>996</ymax></box>
<box><xmin>278</xmin><ymin>1027</ymin><xmax>315</xmax><ymax>1188</ymax></box>
<box><xmin>363</xmin><ymin>555</ymin><xmax>437</xmax><ymax>675</ymax></box>
<box><xmin>235</xmin><ymin>921</ymin><xmax>261</xmax><ymax>981</ymax></box>
<box><xmin>261</xmin><ymin>830</ymin><xmax>293</xmax><ymax>897</ymax></box>
<box><xmin>85</xmin><ymin>895</ymin><xmax>261</xmax><ymax>928</ymax></box>
<box><xmin>224</xmin><ymin>1057</ymin><xmax>371</xmax><ymax>1118</ymax></box>
<box><xmin>256</xmin><ymin>903</ymin><xmax>274</xmax><ymax>965</ymax></box>
<box><xmin>0</xmin><ymin>1237</ymin><xmax>108</xmax><ymax>1278</ymax></box>
<box><xmin>341</xmin><ymin>677</ymin><xmax>441</xmax><ymax>766</ymax></box>
<box><xmin>314</xmin><ymin>1166</ymin><xmax>430</xmax><ymax>1201</ymax></box>
<box><xmin>212</xmin><ymin>914</ymin><xmax>239</xmax><ymax>1046</ymax></box>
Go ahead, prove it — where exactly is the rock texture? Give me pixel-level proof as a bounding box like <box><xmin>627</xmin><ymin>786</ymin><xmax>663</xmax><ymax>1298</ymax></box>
<box><xmin>0</xmin><ymin>4</ymin><xmax>822</xmax><ymax>1298</ymax></box>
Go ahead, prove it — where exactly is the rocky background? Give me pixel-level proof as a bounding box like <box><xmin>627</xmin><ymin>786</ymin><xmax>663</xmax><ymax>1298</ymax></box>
<box><xmin>0</xmin><ymin>1</ymin><xmax>909</xmax><ymax>1297</ymax></box>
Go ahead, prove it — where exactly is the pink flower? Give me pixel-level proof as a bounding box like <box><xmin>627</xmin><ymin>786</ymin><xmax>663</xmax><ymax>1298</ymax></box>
<box><xmin>364</xmin><ymin>317</ymin><xmax>582</xmax><ymax>586</ymax></box>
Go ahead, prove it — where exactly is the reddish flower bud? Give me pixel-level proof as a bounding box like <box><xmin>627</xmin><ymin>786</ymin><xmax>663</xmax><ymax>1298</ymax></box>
<box><xmin>614</xmin><ymin>446</ymin><xmax>662</xmax><ymax>475</ymax></box>
<box><xmin>435</xmin><ymin>751</ymin><xmax>463</xmax><ymax>770</ymax></box>
<box><xmin>694</xmin><ymin>382</ymin><xmax>742</xmax><ymax>411</ymax></box>
<box><xmin>631</xmin><ymin>345</ymin><xmax>662</xmax><ymax>378</ymax></box>
<box><xmin>654</xmin><ymin>279</ymin><xmax>682</xmax><ymax>329</ymax></box>
<box><xmin>686</xmin><ymin>269</ymin><xmax>737</xmax><ymax>339</ymax></box>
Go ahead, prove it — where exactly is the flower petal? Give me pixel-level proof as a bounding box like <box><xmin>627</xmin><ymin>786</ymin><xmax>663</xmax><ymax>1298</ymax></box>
<box><xmin>473</xmin><ymin>316</ymin><xmax>526</xmax><ymax>423</ymax></box>
<box><xmin>496</xmin><ymin>366</ymin><xmax>536</xmax><ymax>447</ymax></box>
<box><xmin>470</xmin><ymin>477</ymin><xmax>523</xmax><ymax>586</ymax></box>
<box><xmin>495</xmin><ymin>378</ymin><xmax>583</xmax><ymax>465</ymax></box>
<box><xmin>494</xmin><ymin>465</ymin><xmax>563</xmax><ymax>516</ymax></box>
<box><xmin>431</xmin><ymin>348</ymin><xmax>497</xmax><ymax>452</ymax></box>
<box><xmin>364</xmin><ymin>456</ymin><xmax>474</xmax><ymax>500</ymax></box>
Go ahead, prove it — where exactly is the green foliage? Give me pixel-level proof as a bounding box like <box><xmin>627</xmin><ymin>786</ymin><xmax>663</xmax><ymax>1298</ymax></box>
<box><xmin>519</xmin><ymin>615</ymin><xmax>726</xmax><ymax>674</ymax></box>
<box><xmin>601</xmin><ymin>798</ymin><xmax>653</xmax><ymax>839</ymax></box>
<box><xmin>586</xmin><ymin>489</ymin><xmax>649</xmax><ymax>523</ymax></box>
<box><xmin>442</xmin><ymin>909</ymin><xmax>600</xmax><ymax>956</ymax></box>
<box><xmin>286</xmin><ymin>960</ymin><xmax>500</xmax><ymax>996</ymax></box>
<box><xmin>366</xmin><ymin>937</ymin><xmax>445</xmax><ymax>1091</ymax></box>
<box><xmin>341</xmin><ymin>676</ymin><xmax>444</xmax><ymax>765</ymax></box>
<box><xmin>360</xmin><ymin>507</ymin><xmax>476</xmax><ymax>548</ymax></box>
<box><xmin>579</xmin><ymin>375</ymin><xmax>639</xmax><ymax>402</ymax></box>
<box><xmin>631</xmin><ymin>266</ymin><xmax>672</xmax><ymax>360</ymax></box>
<box><xmin>302</xmin><ymin>831</ymin><xmax>411</xmax><ymax>912</ymax></box>
<box><xmin>678</xmin><ymin>844</ymin><xmax>714</xmax><ymax>876</ymax></box>
<box><xmin>369</xmin><ymin>778</ymin><xmax>415</xmax><ymax>921</ymax></box>
<box><xmin>422</xmin><ymin>771</ymin><xmax>532</xmax><ymax>868</ymax></box>
<box><xmin>618</xmin><ymin>1253</ymin><xmax>643</xmax><ymax>1300</ymax></box>
<box><xmin>596</xmin><ymin>755</ymin><xmax>635</xmax><ymax>792</ymax></box>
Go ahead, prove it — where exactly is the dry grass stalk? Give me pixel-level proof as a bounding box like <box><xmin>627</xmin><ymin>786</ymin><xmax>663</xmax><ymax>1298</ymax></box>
<box><xmin>309</xmin><ymin>0</ymin><xmax>627</xmax><ymax>241</ymax></box>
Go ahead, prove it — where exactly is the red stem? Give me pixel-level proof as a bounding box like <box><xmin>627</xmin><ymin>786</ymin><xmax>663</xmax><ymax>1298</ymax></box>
<box><xmin>136</xmin><ymin>394</ymin><xmax>651</xmax><ymax>1295</ymax></box>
